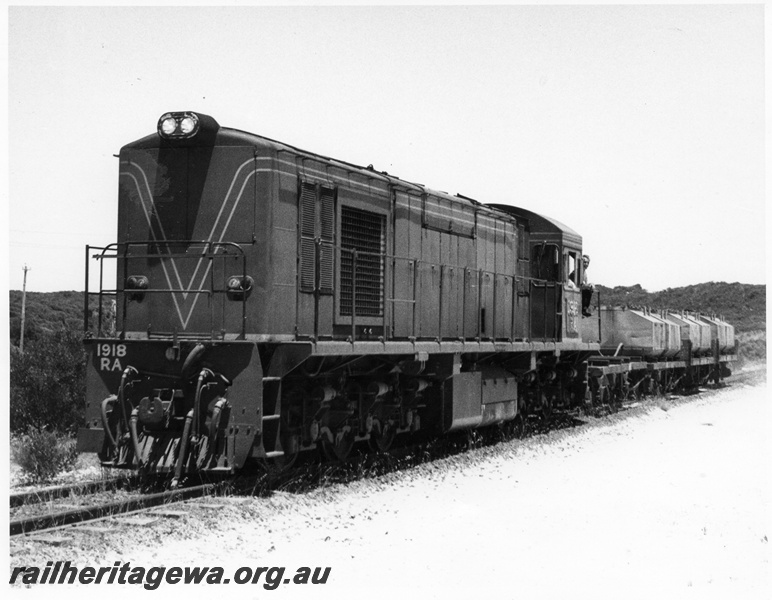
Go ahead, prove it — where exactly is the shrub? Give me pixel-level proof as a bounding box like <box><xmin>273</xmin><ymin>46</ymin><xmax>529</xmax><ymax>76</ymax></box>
<box><xmin>11</xmin><ymin>429</ymin><xmax>79</xmax><ymax>484</ymax></box>
<box><xmin>737</xmin><ymin>330</ymin><xmax>766</xmax><ymax>365</ymax></box>
<box><xmin>10</xmin><ymin>327</ymin><xmax>86</xmax><ymax>435</ymax></box>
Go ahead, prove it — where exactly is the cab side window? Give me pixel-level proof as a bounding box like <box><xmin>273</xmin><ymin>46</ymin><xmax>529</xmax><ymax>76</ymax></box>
<box><xmin>532</xmin><ymin>243</ymin><xmax>559</xmax><ymax>282</ymax></box>
<box><xmin>565</xmin><ymin>251</ymin><xmax>579</xmax><ymax>287</ymax></box>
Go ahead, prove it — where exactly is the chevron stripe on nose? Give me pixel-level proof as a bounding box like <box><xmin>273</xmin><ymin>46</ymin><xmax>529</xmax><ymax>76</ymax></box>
<box><xmin>120</xmin><ymin>158</ymin><xmax>269</xmax><ymax>330</ymax></box>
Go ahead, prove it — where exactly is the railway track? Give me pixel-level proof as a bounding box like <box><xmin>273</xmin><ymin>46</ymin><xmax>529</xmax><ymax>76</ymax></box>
<box><xmin>10</xmin><ymin>475</ymin><xmax>137</xmax><ymax>509</ymax></box>
<box><xmin>10</xmin><ymin>480</ymin><xmax>221</xmax><ymax>537</ymax></box>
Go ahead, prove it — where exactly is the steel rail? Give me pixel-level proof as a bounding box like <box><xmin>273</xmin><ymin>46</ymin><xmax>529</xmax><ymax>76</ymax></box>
<box><xmin>10</xmin><ymin>483</ymin><xmax>217</xmax><ymax>537</ymax></box>
<box><xmin>10</xmin><ymin>476</ymin><xmax>137</xmax><ymax>509</ymax></box>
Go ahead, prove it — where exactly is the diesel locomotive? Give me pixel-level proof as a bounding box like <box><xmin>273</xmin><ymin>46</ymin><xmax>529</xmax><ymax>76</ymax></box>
<box><xmin>76</xmin><ymin>111</ymin><xmax>737</xmax><ymax>480</ymax></box>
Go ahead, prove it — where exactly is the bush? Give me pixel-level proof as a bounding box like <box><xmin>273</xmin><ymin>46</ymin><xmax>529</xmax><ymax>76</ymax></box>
<box><xmin>737</xmin><ymin>330</ymin><xmax>766</xmax><ymax>365</ymax></box>
<box><xmin>10</xmin><ymin>327</ymin><xmax>86</xmax><ymax>435</ymax></box>
<box><xmin>11</xmin><ymin>429</ymin><xmax>79</xmax><ymax>484</ymax></box>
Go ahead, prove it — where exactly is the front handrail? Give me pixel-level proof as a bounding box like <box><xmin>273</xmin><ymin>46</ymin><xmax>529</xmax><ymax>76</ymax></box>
<box><xmin>85</xmin><ymin>241</ymin><xmax>249</xmax><ymax>339</ymax></box>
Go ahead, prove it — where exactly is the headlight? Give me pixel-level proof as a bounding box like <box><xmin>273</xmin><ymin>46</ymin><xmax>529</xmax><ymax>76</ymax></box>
<box><xmin>157</xmin><ymin>112</ymin><xmax>200</xmax><ymax>139</ymax></box>
<box><xmin>126</xmin><ymin>275</ymin><xmax>149</xmax><ymax>302</ymax></box>
<box><xmin>126</xmin><ymin>275</ymin><xmax>149</xmax><ymax>289</ymax></box>
<box><xmin>179</xmin><ymin>116</ymin><xmax>197</xmax><ymax>134</ymax></box>
<box><xmin>160</xmin><ymin>116</ymin><xmax>178</xmax><ymax>136</ymax></box>
<box><xmin>226</xmin><ymin>275</ymin><xmax>254</xmax><ymax>301</ymax></box>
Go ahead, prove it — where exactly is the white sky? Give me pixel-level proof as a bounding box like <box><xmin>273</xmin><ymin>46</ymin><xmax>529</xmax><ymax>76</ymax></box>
<box><xmin>5</xmin><ymin>3</ymin><xmax>767</xmax><ymax>293</ymax></box>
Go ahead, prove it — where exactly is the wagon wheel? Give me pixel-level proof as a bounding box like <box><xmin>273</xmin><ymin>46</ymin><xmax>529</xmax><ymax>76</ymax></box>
<box><xmin>322</xmin><ymin>427</ymin><xmax>355</xmax><ymax>462</ymax></box>
<box><xmin>628</xmin><ymin>380</ymin><xmax>642</xmax><ymax>402</ymax></box>
<box><xmin>583</xmin><ymin>384</ymin><xmax>593</xmax><ymax>408</ymax></box>
<box><xmin>620</xmin><ymin>375</ymin><xmax>631</xmax><ymax>403</ymax></box>
<box><xmin>610</xmin><ymin>376</ymin><xmax>627</xmax><ymax>411</ymax></box>
<box><xmin>599</xmin><ymin>385</ymin><xmax>611</xmax><ymax>407</ymax></box>
<box><xmin>607</xmin><ymin>387</ymin><xmax>620</xmax><ymax>413</ymax></box>
<box><xmin>368</xmin><ymin>419</ymin><xmax>397</xmax><ymax>453</ymax></box>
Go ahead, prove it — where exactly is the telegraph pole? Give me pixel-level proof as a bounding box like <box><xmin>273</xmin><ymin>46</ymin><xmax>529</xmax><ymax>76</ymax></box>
<box><xmin>20</xmin><ymin>265</ymin><xmax>29</xmax><ymax>353</ymax></box>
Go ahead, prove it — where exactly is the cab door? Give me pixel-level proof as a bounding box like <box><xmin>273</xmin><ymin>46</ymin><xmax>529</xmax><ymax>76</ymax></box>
<box><xmin>530</xmin><ymin>242</ymin><xmax>561</xmax><ymax>340</ymax></box>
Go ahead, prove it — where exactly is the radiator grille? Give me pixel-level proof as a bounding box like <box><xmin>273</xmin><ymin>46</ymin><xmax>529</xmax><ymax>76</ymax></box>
<box><xmin>340</xmin><ymin>206</ymin><xmax>385</xmax><ymax>317</ymax></box>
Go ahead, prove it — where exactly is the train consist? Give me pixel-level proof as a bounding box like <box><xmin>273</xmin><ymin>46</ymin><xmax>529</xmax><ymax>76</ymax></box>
<box><xmin>77</xmin><ymin>112</ymin><xmax>737</xmax><ymax>480</ymax></box>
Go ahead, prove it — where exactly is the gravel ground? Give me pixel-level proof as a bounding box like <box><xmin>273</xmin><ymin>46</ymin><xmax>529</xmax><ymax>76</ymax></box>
<box><xmin>9</xmin><ymin>367</ymin><xmax>769</xmax><ymax>600</ymax></box>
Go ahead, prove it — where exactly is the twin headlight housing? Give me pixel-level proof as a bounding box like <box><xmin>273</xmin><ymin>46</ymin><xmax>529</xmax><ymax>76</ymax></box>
<box><xmin>157</xmin><ymin>112</ymin><xmax>200</xmax><ymax>139</ymax></box>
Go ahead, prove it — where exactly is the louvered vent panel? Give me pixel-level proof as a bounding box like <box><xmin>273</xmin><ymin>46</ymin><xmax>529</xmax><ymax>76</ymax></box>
<box><xmin>319</xmin><ymin>244</ymin><xmax>334</xmax><ymax>293</ymax></box>
<box><xmin>320</xmin><ymin>188</ymin><xmax>335</xmax><ymax>241</ymax></box>
<box><xmin>300</xmin><ymin>183</ymin><xmax>316</xmax><ymax>237</ymax></box>
<box><xmin>298</xmin><ymin>183</ymin><xmax>317</xmax><ymax>293</ymax></box>
<box><xmin>340</xmin><ymin>206</ymin><xmax>385</xmax><ymax>317</ymax></box>
<box><xmin>318</xmin><ymin>187</ymin><xmax>335</xmax><ymax>294</ymax></box>
<box><xmin>299</xmin><ymin>238</ymin><xmax>316</xmax><ymax>292</ymax></box>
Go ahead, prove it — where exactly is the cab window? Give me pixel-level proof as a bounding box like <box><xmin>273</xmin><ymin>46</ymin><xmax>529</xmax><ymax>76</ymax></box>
<box><xmin>532</xmin><ymin>243</ymin><xmax>560</xmax><ymax>282</ymax></box>
<box><xmin>565</xmin><ymin>251</ymin><xmax>579</xmax><ymax>288</ymax></box>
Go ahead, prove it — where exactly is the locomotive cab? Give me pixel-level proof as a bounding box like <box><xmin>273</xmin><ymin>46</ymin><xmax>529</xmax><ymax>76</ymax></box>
<box><xmin>487</xmin><ymin>204</ymin><xmax>585</xmax><ymax>341</ymax></box>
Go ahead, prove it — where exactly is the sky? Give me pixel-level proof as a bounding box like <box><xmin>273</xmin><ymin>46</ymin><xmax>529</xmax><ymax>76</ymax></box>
<box><xmin>5</xmin><ymin>3</ymin><xmax>767</xmax><ymax>294</ymax></box>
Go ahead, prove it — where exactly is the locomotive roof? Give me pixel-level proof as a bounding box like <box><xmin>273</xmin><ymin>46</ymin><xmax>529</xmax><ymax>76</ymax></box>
<box><xmin>123</xmin><ymin>113</ymin><xmax>580</xmax><ymax>241</ymax></box>
<box><xmin>486</xmin><ymin>204</ymin><xmax>582</xmax><ymax>247</ymax></box>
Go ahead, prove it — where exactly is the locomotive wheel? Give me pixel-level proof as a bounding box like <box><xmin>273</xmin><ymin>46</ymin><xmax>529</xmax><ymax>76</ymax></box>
<box><xmin>322</xmin><ymin>428</ymin><xmax>355</xmax><ymax>462</ymax></box>
<box><xmin>274</xmin><ymin>434</ymin><xmax>301</xmax><ymax>471</ymax></box>
<box><xmin>512</xmin><ymin>414</ymin><xmax>525</xmax><ymax>439</ymax></box>
<box><xmin>368</xmin><ymin>420</ymin><xmax>396</xmax><ymax>453</ymax></box>
<box><xmin>539</xmin><ymin>393</ymin><xmax>552</xmax><ymax>421</ymax></box>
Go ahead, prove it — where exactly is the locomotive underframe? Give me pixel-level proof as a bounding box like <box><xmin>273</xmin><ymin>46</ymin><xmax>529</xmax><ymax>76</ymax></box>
<box><xmin>78</xmin><ymin>335</ymin><xmax>736</xmax><ymax>477</ymax></box>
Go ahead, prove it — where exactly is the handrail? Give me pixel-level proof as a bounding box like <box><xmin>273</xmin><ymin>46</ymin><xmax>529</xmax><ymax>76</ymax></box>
<box><xmin>336</xmin><ymin>243</ymin><xmax>564</xmax><ymax>343</ymax></box>
<box><xmin>84</xmin><ymin>244</ymin><xmax>118</xmax><ymax>336</ymax></box>
<box><xmin>84</xmin><ymin>240</ymin><xmax>249</xmax><ymax>339</ymax></box>
<box><xmin>87</xmin><ymin>237</ymin><xmax>571</xmax><ymax>343</ymax></box>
